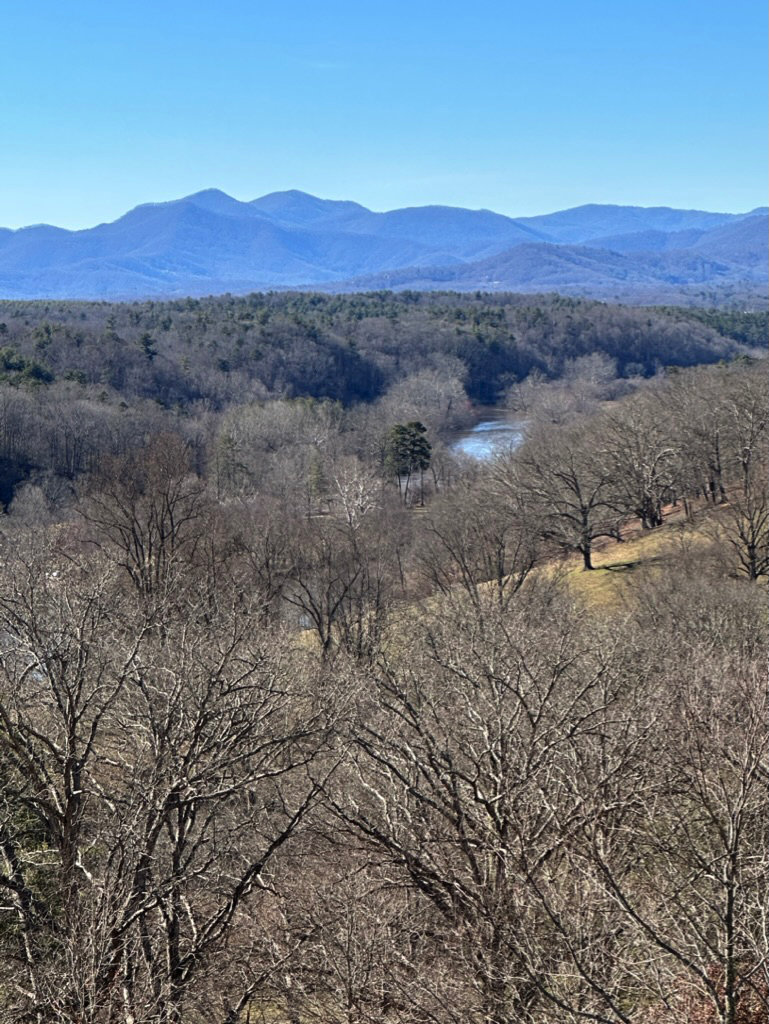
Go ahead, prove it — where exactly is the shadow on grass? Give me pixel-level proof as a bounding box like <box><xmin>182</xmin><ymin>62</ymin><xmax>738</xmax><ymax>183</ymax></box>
<box><xmin>601</xmin><ymin>551</ymin><xmax>671</xmax><ymax>573</ymax></box>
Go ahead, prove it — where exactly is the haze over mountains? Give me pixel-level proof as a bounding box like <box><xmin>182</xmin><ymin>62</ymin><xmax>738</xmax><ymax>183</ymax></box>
<box><xmin>0</xmin><ymin>189</ymin><xmax>765</xmax><ymax>304</ymax></box>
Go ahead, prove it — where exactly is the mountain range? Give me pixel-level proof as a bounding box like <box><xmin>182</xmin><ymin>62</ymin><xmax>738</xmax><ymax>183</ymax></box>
<box><xmin>0</xmin><ymin>189</ymin><xmax>766</xmax><ymax>303</ymax></box>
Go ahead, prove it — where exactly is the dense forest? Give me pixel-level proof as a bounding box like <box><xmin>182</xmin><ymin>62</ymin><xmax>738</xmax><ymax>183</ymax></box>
<box><xmin>0</xmin><ymin>291</ymin><xmax>764</xmax><ymax>408</ymax></box>
<box><xmin>0</xmin><ymin>290</ymin><xmax>766</xmax><ymax>1024</ymax></box>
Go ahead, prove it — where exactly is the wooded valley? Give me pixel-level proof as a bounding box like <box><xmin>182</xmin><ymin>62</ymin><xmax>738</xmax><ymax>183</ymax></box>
<box><xmin>0</xmin><ymin>291</ymin><xmax>765</xmax><ymax>1024</ymax></box>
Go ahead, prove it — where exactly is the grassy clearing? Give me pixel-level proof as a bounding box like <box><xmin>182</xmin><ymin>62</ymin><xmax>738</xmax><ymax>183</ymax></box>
<box><xmin>561</xmin><ymin>509</ymin><xmax>716</xmax><ymax>609</ymax></box>
<box><xmin>561</xmin><ymin>530</ymin><xmax>677</xmax><ymax>608</ymax></box>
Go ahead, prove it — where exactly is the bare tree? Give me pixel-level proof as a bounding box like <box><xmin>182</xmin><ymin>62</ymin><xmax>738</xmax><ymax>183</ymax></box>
<box><xmin>330</xmin><ymin>588</ymin><xmax>645</xmax><ymax>1023</ymax></box>
<box><xmin>714</xmin><ymin>483</ymin><xmax>769</xmax><ymax>580</ymax></box>
<box><xmin>77</xmin><ymin>433</ymin><xmax>208</xmax><ymax>603</ymax></box>
<box><xmin>0</xmin><ymin>538</ymin><xmax>330</xmax><ymax>1024</ymax></box>
<box><xmin>418</xmin><ymin>477</ymin><xmax>539</xmax><ymax>609</ymax></box>
<box><xmin>599</xmin><ymin>391</ymin><xmax>680</xmax><ymax>529</ymax></box>
<box><xmin>504</xmin><ymin>423</ymin><xmax>624</xmax><ymax>569</ymax></box>
<box><xmin>581</xmin><ymin>648</ymin><xmax>768</xmax><ymax>1024</ymax></box>
<box><xmin>284</xmin><ymin>509</ymin><xmax>403</xmax><ymax>662</ymax></box>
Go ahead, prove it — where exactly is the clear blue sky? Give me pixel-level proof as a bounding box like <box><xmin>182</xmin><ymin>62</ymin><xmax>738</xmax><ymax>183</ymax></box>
<box><xmin>2</xmin><ymin>0</ymin><xmax>766</xmax><ymax>228</ymax></box>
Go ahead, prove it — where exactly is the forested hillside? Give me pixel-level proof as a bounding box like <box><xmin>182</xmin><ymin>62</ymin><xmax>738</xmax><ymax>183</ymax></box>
<box><xmin>0</xmin><ymin>285</ymin><xmax>766</xmax><ymax>1022</ymax></box>
<box><xmin>0</xmin><ymin>291</ymin><xmax>763</xmax><ymax>410</ymax></box>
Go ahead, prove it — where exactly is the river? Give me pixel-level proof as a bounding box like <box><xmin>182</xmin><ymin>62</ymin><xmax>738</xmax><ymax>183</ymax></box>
<box><xmin>450</xmin><ymin>410</ymin><xmax>526</xmax><ymax>460</ymax></box>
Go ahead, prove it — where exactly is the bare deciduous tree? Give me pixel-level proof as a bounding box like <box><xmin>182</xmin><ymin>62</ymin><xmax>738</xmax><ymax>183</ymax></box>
<box><xmin>77</xmin><ymin>434</ymin><xmax>208</xmax><ymax>602</ymax></box>
<box><xmin>503</xmin><ymin>423</ymin><xmax>623</xmax><ymax>569</ymax></box>
<box><xmin>0</xmin><ymin>540</ymin><xmax>331</xmax><ymax>1024</ymax></box>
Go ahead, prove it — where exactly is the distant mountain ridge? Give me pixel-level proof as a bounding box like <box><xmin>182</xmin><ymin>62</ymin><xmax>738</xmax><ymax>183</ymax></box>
<box><xmin>0</xmin><ymin>189</ymin><xmax>765</xmax><ymax>303</ymax></box>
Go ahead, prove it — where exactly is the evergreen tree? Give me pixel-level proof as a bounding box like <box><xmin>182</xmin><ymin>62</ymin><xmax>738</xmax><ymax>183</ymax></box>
<box><xmin>385</xmin><ymin>421</ymin><xmax>431</xmax><ymax>505</ymax></box>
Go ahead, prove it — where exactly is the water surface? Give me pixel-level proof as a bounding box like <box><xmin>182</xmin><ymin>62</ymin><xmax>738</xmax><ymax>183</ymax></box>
<box><xmin>451</xmin><ymin>414</ymin><xmax>525</xmax><ymax>460</ymax></box>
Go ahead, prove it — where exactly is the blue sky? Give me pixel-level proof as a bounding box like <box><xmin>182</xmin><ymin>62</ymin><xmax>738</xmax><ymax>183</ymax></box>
<box><xmin>2</xmin><ymin>0</ymin><xmax>766</xmax><ymax>228</ymax></box>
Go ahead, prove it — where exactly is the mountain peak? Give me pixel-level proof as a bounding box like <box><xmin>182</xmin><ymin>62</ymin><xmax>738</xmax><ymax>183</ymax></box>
<box><xmin>176</xmin><ymin>188</ymin><xmax>256</xmax><ymax>216</ymax></box>
<box><xmin>183</xmin><ymin>187</ymin><xmax>236</xmax><ymax>203</ymax></box>
<box><xmin>250</xmin><ymin>190</ymin><xmax>371</xmax><ymax>225</ymax></box>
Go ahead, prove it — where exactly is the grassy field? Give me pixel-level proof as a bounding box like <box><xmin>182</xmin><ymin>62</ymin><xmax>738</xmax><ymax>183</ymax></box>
<box><xmin>560</xmin><ymin>505</ymin><xmax>720</xmax><ymax>609</ymax></box>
